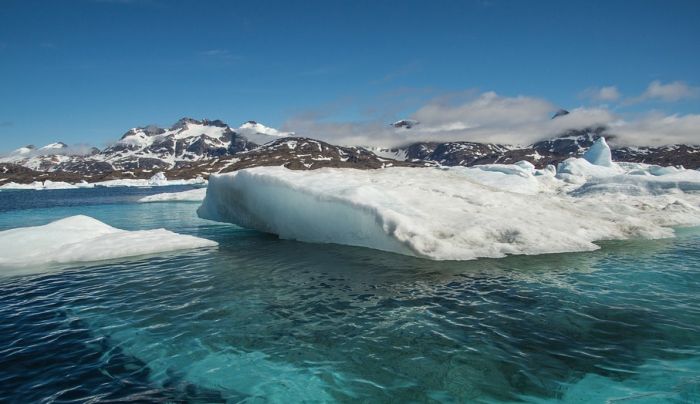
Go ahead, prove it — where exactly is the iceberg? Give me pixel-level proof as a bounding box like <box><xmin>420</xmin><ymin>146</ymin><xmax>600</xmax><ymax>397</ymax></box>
<box><xmin>148</xmin><ymin>171</ymin><xmax>168</xmax><ymax>186</ymax></box>
<box><xmin>198</xmin><ymin>165</ymin><xmax>700</xmax><ymax>260</ymax></box>
<box><xmin>557</xmin><ymin>137</ymin><xmax>625</xmax><ymax>182</ymax></box>
<box><xmin>138</xmin><ymin>188</ymin><xmax>207</xmax><ymax>203</ymax></box>
<box><xmin>0</xmin><ymin>215</ymin><xmax>218</xmax><ymax>268</ymax></box>
<box><xmin>583</xmin><ymin>136</ymin><xmax>614</xmax><ymax>167</ymax></box>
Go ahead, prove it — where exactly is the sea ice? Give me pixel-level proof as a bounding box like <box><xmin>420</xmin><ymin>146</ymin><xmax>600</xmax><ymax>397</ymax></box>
<box><xmin>0</xmin><ymin>176</ymin><xmax>206</xmax><ymax>190</ymax></box>
<box><xmin>0</xmin><ymin>215</ymin><xmax>218</xmax><ymax>268</ymax></box>
<box><xmin>138</xmin><ymin>188</ymin><xmax>207</xmax><ymax>203</ymax></box>
<box><xmin>0</xmin><ymin>180</ymin><xmax>83</xmax><ymax>190</ymax></box>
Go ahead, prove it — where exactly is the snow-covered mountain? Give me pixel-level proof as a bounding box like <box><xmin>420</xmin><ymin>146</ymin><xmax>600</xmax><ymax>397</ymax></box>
<box><xmin>0</xmin><ymin>141</ymin><xmax>101</xmax><ymax>172</ymax></box>
<box><xmin>1</xmin><ymin>118</ymin><xmax>294</xmax><ymax>174</ymax></box>
<box><xmin>101</xmin><ymin>118</ymin><xmax>295</xmax><ymax>170</ymax></box>
<box><xmin>0</xmin><ymin>119</ymin><xmax>415</xmax><ymax>183</ymax></box>
<box><xmin>1</xmin><ymin>145</ymin><xmax>36</xmax><ymax>162</ymax></box>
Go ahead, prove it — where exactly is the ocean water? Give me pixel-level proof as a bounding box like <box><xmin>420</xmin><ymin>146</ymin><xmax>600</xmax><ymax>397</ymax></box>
<box><xmin>1</xmin><ymin>187</ymin><xmax>699</xmax><ymax>403</ymax></box>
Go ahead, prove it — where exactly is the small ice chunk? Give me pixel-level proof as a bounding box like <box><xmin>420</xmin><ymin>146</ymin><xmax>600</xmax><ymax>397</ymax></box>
<box><xmin>557</xmin><ymin>157</ymin><xmax>623</xmax><ymax>180</ymax></box>
<box><xmin>514</xmin><ymin>160</ymin><xmax>536</xmax><ymax>172</ymax></box>
<box><xmin>0</xmin><ymin>215</ymin><xmax>217</xmax><ymax>268</ymax></box>
<box><xmin>149</xmin><ymin>172</ymin><xmax>168</xmax><ymax>185</ymax></box>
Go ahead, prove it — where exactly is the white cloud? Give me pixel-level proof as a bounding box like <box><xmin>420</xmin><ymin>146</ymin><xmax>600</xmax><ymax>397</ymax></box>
<box><xmin>580</xmin><ymin>86</ymin><xmax>621</xmax><ymax>101</ymax></box>
<box><xmin>611</xmin><ymin>113</ymin><xmax>700</xmax><ymax>146</ymax></box>
<box><xmin>284</xmin><ymin>90</ymin><xmax>700</xmax><ymax>148</ymax></box>
<box><xmin>287</xmin><ymin>92</ymin><xmax>615</xmax><ymax>147</ymax></box>
<box><xmin>630</xmin><ymin>80</ymin><xmax>699</xmax><ymax>103</ymax></box>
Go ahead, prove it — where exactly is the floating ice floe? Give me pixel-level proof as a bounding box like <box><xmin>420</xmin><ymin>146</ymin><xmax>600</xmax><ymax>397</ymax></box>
<box><xmin>0</xmin><ymin>215</ymin><xmax>218</xmax><ymax>268</ymax></box>
<box><xmin>138</xmin><ymin>187</ymin><xmax>207</xmax><ymax>203</ymax></box>
<box><xmin>0</xmin><ymin>180</ymin><xmax>81</xmax><ymax>190</ymax></box>
<box><xmin>198</xmin><ymin>138</ymin><xmax>700</xmax><ymax>260</ymax></box>
<box><xmin>0</xmin><ymin>174</ymin><xmax>207</xmax><ymax>190</ymax></box>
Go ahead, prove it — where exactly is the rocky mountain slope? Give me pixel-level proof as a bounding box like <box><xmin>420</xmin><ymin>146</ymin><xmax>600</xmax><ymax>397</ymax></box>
<box><xmin>160</xmin><ymin>137</ymin><xmax>425</xmax><ymax>180</ymax></box>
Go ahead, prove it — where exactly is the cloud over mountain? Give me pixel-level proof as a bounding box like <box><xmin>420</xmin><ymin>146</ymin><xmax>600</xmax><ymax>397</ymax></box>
<box><xmin>284</xmin><ymin>90</ymin><xmax>699</xmax><ymax>147</ymax></box>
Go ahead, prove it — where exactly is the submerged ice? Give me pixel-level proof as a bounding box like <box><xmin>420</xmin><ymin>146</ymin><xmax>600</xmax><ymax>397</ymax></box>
<box><xmin>198</xmin><ymin>140</ymin><xmax>700</xmax><ymax>260</ymax></box>
<box><xmin>0</xmin><ymin>215</ymin><xmax>218</xmax><ymax>268</ymax></box>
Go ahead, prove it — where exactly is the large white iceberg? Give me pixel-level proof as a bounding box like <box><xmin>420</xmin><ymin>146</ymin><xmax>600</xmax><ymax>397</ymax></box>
<box><xmin>0</xmin><ymin>215</ymin><xmax>218</xmax><ymax>268</ymax></box>
<box><xmin>197</xmin><ymin>163</ymin><xmax>700</xmax><ymax>260</ymax></box>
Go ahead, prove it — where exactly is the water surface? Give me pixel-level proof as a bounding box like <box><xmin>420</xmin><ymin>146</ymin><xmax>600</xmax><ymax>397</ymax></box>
<box><xmin>1</xmin><ymin>187</ymin><xmax>699</xmax><ymax>402</ymax></box>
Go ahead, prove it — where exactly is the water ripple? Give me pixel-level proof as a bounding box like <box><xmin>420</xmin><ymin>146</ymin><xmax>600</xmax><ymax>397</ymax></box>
<box><xmin>0</xmin><ymin>196</ymin><xmax>699</xmax><ymax>402</ymax></box>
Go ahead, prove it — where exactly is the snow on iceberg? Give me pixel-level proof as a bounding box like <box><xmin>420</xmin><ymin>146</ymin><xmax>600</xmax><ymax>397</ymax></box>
<box><xmin>197</xmin><ymin>166</ymin><xmax>700</xmax><ymax>260</ymax></box>
<box><xmin>138</xmin><ymin>188</ymin><xmax>207</xmax><ymax>203</ymax></box>
<box><xmin>0</xmin><ymin>215</ymin><xmax>218</xmax><ymax>268</ymax></box>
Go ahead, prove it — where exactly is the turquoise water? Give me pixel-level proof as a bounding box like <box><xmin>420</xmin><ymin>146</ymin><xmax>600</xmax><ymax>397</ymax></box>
<box><xmin>1</xmin><ymin>188</ymin><xmax>699</xmax><ymax>403</ymax></box>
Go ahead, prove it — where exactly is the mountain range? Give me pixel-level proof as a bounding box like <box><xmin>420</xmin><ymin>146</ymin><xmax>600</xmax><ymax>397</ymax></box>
<box><xmin>1</xmin><ymin>116</ymin><xmax>698</xmax><ymax>184</ymax></box>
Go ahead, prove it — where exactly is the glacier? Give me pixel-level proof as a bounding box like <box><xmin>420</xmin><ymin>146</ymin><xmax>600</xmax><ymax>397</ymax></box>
<box><xmin>0</xmin><ymin>215</ymin><xmax>218</xmax><ymax>268</ymax></box>
<box><xmin>198</xmin><ymin>141</ymin><xmax>700</xmax><ymax>260</ymax></box>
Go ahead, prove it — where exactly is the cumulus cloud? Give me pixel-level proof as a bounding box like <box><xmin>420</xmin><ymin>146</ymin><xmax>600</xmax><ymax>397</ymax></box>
<box><xmin>284</xmin><ymin>90</ymin><xmax>699</xmax><ymax>147</ymax></box>
<box><xmin>580</xmin><ymin>86</ymin><xmax>621</xmax><ymax>102</ymax></box>
<box><xmin>629</xmin><ymin>80</ymin><xmax>700</xmax><ymax>103</ymax></box>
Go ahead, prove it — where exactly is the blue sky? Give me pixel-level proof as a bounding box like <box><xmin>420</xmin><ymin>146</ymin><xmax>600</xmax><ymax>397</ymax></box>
<box><xmin>1</xmin><ymin>0</ymin><xmax>699</xmax><ymax>151</ymax></box>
